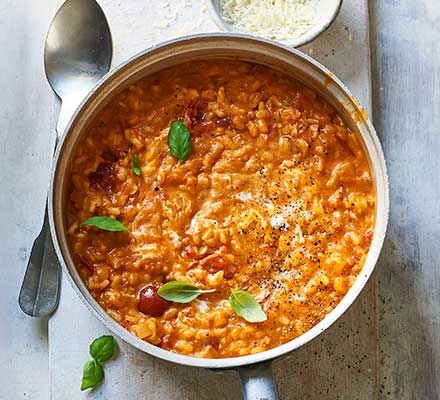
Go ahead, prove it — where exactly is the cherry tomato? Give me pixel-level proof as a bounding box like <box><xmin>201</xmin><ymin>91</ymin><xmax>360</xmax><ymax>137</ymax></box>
<box><xmin>138</xmin><ymin>284</ymin><xmax>169</xmax><ymax>317</ymax></box>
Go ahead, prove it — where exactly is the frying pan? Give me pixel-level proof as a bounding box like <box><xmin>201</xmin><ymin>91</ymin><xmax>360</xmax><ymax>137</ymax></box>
<box><xmin>48</xmin><ymin>34</ymin><xmax>389</xmax><ymax>399</ymax></box>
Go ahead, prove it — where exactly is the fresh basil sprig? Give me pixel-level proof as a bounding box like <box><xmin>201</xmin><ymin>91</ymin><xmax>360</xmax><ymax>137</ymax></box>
<box><xmin>81</xmin><ymin>360</ymin><xmax>104</xmax><ymax>391</ymax></box>
<box><xmin>229</xmin><ymin>290</ymin><xmax>267</xmax><ymax>323</ymax></box>
<box><xmin>132</xmin><ymin>154</ymin><xmax>141</xmax><ymax>176</ymax></box>
<box><xmin>168</xmin><ymin>121</ymin><xmax>192</xmax><ymax>163</ymax></box>
<box><xmin>81</xmin><ymin>335</ymin><xmax>117</xmax><ymax>391</ymax></box>
<box><xmin>81</xmin><ymin>216</ymin><xmax>129</xmax><ymax>232</ymax></box>
<box><xmin>158</xmin><ymin>281</ymin><xmax>215</xmax><ymax>303</ymax></box>
<box><xmin>90</xmin><ymin>335</ymin><xmax>116</xmax><ymax>363</ymax></box>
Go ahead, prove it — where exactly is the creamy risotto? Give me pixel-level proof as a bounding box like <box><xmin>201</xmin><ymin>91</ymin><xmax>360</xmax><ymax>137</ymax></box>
<box><xmin>67</xmin><ymin>60</ymin><xmax>375</xmax><ymax>358</ymax></box>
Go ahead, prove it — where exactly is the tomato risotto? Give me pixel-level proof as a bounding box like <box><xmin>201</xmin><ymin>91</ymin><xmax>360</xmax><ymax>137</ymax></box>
<box><xmin>67</xmin><ymin>61</ymin><xmax>375</xmax><ymax>358</ymax></box>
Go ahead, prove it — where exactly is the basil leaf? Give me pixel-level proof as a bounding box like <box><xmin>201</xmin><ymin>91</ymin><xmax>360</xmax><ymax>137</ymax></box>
<box><xmin>132</xmin><ymin>154</ymin><xmax>141</xmax><ymax>176</ymax></box>
<box><xmin>229</xmin><ymin>290</ymin><xmax>267</xmax><ymax>323</ymax></box>
<box><xmin>89</xmin><ymin>335</ymin><xmax>116</xmax><ymax>363</ymax></box>
<box><xmin>81</xmin><ymin>216</ymin><xmax>128</xmax><ymax>232</ymax></box>
<box><xmin>157</xmin><ymin>281</ymin><xmax>215</xmax><ymax>303</ymax></box>
<box><xmin>168</xmin><ymin>121</ymin><xmax>192</xmax><ymax>163</ymax></box>
<box><xmin>81</xmin><ymin>359</ymin><xmax>104</xmax><ymax>391</ymax></box>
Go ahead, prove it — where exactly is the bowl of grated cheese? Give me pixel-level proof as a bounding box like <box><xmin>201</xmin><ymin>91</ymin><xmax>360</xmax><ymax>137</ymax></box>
<box><xmin>208</xmin><ymin>0</ymin><xmax>343</xmax><ymax>47</ymax></box>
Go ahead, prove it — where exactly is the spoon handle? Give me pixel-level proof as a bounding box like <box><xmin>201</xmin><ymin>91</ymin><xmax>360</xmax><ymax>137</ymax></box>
<box><xmin>18</xmin><ymin>97</ymin><xmax>78</xmax><ymax>318</ymax></box>
<box><xmin>18</xmin><ymin>205</ymin><xmax>61</xmax><ymax>317</ymax></box>
<box><xmin>58</xmin><ymin>94</ymin><xmax>86</xmax><ymax>135</ymax></box>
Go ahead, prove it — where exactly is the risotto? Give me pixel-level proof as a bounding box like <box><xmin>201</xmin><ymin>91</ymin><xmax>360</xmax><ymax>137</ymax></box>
<box><xmin>67</xmin><ymin>60</ymin><xmax>375</xmax><ymax>358</ymax></box>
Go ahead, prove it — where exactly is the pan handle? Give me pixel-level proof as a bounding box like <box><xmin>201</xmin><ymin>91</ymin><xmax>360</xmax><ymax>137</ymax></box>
<box><xmin>238</xmin><ymin>362</ymin><xmax>279</xmax><ymax>400</ymax></box>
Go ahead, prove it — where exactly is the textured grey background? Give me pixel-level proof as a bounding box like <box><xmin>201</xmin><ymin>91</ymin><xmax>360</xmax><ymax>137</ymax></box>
<box><xmin>0</xmin><ymin>0</ymin><xmax>439</xmax><ymax>399</ymax></box>
<box><xmin>370</xmin><ymin>1</ymin><xmax>440</xmax><ymax>398</ymax></box>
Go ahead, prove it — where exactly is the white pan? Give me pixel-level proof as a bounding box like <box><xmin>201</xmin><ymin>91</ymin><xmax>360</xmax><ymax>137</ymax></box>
<box><xmin>49</xmin><ymin>34</ymin><xmax>389</xmax><ymax>399</ymax></box>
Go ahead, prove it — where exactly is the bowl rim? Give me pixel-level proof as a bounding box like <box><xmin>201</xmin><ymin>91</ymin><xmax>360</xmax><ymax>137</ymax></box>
<box><xmin>206</xmin><ymin>0</ymin><xmax>344</xmax><ymax>48</ymax></box>
<box><xmin>48</xmin><ymin>32</ymin><xmax>389</xmax><ymax>369</ymax></box>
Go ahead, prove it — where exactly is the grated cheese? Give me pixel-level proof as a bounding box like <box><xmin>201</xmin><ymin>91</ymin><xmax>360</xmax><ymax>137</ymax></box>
<box><xmin>196</xmin><ymin>300</ymin><xmax>209</xmax><ymax>313</ymax></box>
<box><xmin>221</xmin><ymin>0</ymin><xmax>317</xmax><ymax>42</ymax></box>
<box><xmin>237</xmin><ymin>192</ymin><xmax>254</xmax><ymax>201</ymax></box>
<box><xmin>270</xmin><ymin>214</ymin><xmax>289</xmax><ymax>230</ymax></box>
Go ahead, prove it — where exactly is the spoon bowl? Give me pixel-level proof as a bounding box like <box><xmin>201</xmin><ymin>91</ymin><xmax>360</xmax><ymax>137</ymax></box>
<box><xmin>44</xmin><ymin>0</ymin><xmax>112</xmax><ymax>99</ymax></box>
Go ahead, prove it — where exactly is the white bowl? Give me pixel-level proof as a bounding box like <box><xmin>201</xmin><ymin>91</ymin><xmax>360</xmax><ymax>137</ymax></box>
<box><xmin>207</xmin><ymin>0</ymin><xmax>343</xmax><ymax>47</ymax></box>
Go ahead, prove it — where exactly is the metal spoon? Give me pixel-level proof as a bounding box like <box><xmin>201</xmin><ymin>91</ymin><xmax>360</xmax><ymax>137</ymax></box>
<box><xmin>18</xmin><ymin>0</ymin><xmax>112</xmax><ymax>317</ymax></box>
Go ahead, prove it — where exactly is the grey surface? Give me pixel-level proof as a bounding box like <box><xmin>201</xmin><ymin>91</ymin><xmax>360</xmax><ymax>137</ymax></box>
<box><xmin>370</xmin><ymin>0</ymin><xmax>440</xmax><ymax>398</ymax></box>
<box><xmin>0</xmin><ymin>0</ymin><xmax>57</xmax><ymax>399</ymax></box>
<box><xmin>0</xmin><ymin>0</ymin><xmax>439</xmax><ymax>399</ymax></box>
